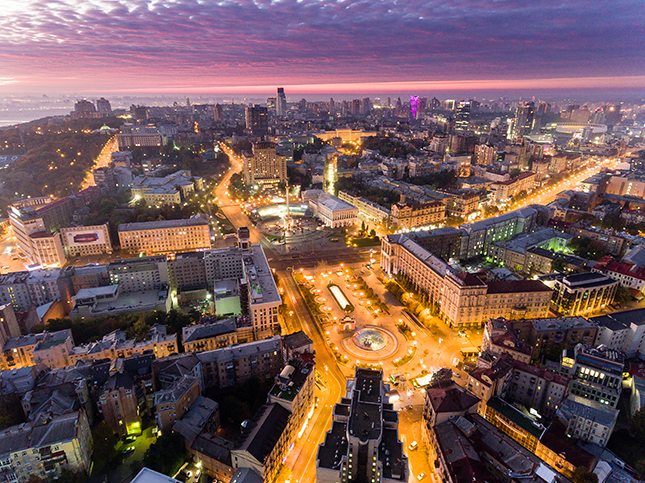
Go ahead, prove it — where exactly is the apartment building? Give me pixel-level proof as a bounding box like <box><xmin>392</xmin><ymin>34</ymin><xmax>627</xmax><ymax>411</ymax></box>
<box><xmin>390</xmin><ymin>199</ymin><xmax>446</xmax><ymax>230</ymax></box>
<box><xmin>182</xmin><ymin>318</ymin><xmax>238</xmax><ymax>352</ymax></box>
<box><xmin>0</xmin><ymin>330</ymin><xmax>75</xmax><ymax>371</ymax></box>
<box><xmin>0</xmin><ymin>410</ymin><xmax>92</xmax><ymax>483</ymax></box>
<box><xmin>490</xmin><ymin>172</ymin><xmax>536</xmax><ymax>202</ymax></box>
<box><xmin>99</xmin><ymin>370</ymin><xmax>141</xmax><ymax>436</ymax></box>
<box><xmin>118</xmin><ymin>214</ymin><xmax>211</xmax><ymax>255</ymax></box>
<box><xmin>592</xmin><ymin>255</ymin><xmax>645</xmax><ymax>292</ymax></box>
<box><xmin>316</xmin><ymin>369</ymin><xmax>408</xmax><ymax>483</ymax></box>
<box><xmin>154</xmin><ymin>375</ymin><xmax>201</xmax><ymax>432</ymax></box>
<box><xmin>197</xmin><ymin>336</ymin><xmax>283</xmax><ymax>390</ymax></box>
<box><xmin>381</xmin><ymin>235</ymin><xmax>552</xmax><ymax>328</ymax></box>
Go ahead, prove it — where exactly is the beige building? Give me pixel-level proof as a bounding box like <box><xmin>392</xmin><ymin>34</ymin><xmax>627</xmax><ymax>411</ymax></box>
<box><xmin>0</xmin><ymin>329</ymin><xmax>75</xmax><ymax>370</ymax></box>
<box><xmin>490</xmin><ymin>172</ymin><xmax>536</xmax><ymax>202</ymax></box>
<box><xmin>182</xmin><ymin>318</ymin><xmax>238</xmax><ymax>353</ymax></box>
<box><xmin>0</xmin><ymin>410</ymin><xmax>93</xmax><ymax>483</ymax></box>
<box><xmin>131</xmin><ymin>170</ymin><xmax>202</xmax><ymax>206</ymax></box>
<box><xmin>381</xmin><ymin>234</ymin><xmax>552</xmax><ymax>328</ymax></box>
<box><xmin>390</xmin><ymin>199</ymin><xmax>446</xmax><ymax>229</ymax></box>
<box><xmin>242</xmin><ymin>142</ymin><xmax>287</xmax><ymax>187</ymax></box>
<box><xmin>154</xmin><ymin>375</ymin><xmax>201</xmax><ymax>432</ymax></box>
<box><xmin>60</xmin><ymin>224</ymin><xmax>113</xmax><ymax>257</ymax></box>
<box><xmin>29</xmin><ymin>231</ymin><xmax>66</xmax><ymax>267</ymax></box>
<box><xmin>118</xmin><ymin>214</ymin><xmax>211</xmax><ymax>255</ymax></box>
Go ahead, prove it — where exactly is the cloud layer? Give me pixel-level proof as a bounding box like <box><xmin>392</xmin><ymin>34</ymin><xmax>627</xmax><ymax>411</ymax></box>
<box><xmin>1</xmin><ymin>0</ymin><xmax>644</xmax><ymax>93</ymax></box>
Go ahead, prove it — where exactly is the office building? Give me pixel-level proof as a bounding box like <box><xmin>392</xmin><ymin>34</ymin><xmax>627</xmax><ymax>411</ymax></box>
<box><xmin>561</xmin><ymin>343</ymin><xmax>624</xmax><ymax>408</ymax></box>
<box><xmin>116</xmin><ymin>124</ymin><xmax>163</xmax><ymax>149</ymax></box>
<box><xmin>130</xmin><ymin>170</ymin><xmax>203</xmax><ymax>206</ymax></box>
<box><xmin>490</xmin><ymin>172</ymin><xmax>536</xmax><ymax>202</ymax></box>
<box><xmin>245</xmin><ymin>105</ymin><xmax>269</xmax><ymax>136</ymax></box>
<box><xmin>303</xmin><ymin>190</ymin><xmax>358</xmax><ymax>228</ymax></box>
<box><xmin>118</xmin><ymin>214</ymin><xmax>211</xmax><ymax>255</ymax></box>
<box><xmin>547</xmin><ymin>272</ymin><xmax>618</xmax><ymax>316</ymax></box>
<box><xmin>60</xmin><ymin>224</ymin><xmax>113</xmax><ymax>258</ymax></box>
<box><xmin>454</xmin><ymin>100</ymin><xmax>471</xmax><ymax>131</ymax></box>
<box><xmin>242</xmin><ymin>142</ymin><xmax>287</xmax><ymax>188</ymax></box>
<box><xmin>381</xmin><ymin>234</ymin><xmax>552</xmax><ymax>328</ymax></box>
<box><xmin>316</xmin><ymin>368</ymin><xmax>408</xmax><ymax>483</ymax></box>
<box><xmin>276</xmin><ymin>88</ymin><xmax>287</xmax><ymax>117</ymax></box>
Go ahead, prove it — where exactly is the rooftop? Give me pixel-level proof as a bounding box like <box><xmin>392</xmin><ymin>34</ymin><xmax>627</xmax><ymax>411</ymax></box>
<box><xmin>172</xmin><ymin>396</ymin><xmax>219</xmax><ymax>445</ymax></box>
<box><xmin>182</xmin><ymin>317</ymin><xmax>237</xmax><ymax>344</ymax></box>
<box><xmin>234</xmin><ymin>403</ymin><xmax>291</xmax><ymax>464</ymax></box>
<box><xmin>486</xmin><ymin>397</ymin><xmax>546</xmax><ymax>439</ymax></box>
<box><xmin>591</xmin><ymin>308</ymin><xmax>645</xmax><ymax>330</ymax></box>
<box><xmin>131</xmin><ymin>468</ymin><xmax>181</xmax><ymax>483</ymax></box>
<box><xmin>118</xmin><ymin>214</ymin><xmax>208</xmax><ymax>232</ymax></box>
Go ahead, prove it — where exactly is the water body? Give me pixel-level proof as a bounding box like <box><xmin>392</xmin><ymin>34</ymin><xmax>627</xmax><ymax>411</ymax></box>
<box><xmin>0</xmin><ymin>108</ymin><xmax>72</xmax><ymax>127</ymax></box>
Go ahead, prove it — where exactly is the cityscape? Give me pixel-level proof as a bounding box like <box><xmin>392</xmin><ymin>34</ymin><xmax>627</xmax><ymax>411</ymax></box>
<box><xmin>1</xmin><ymin>2</ymin><xmax>645</xmax><ymax>483</ymax></box>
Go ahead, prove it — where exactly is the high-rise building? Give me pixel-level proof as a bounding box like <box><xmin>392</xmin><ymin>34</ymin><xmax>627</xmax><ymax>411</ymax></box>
<box><xmin>73</xmin><ymin>99</ymin><xmax>97</xmax><ymax>119</ymax></box>
<box><xmin>214</xmin><ymin>104</ymin><xmax>224</xmax><ymax>122</ymax></box>
<box><xmin>242</xmin><ymin>142</ymin><xmax>287</xmax><ymax>188</ymax></box>
<box><xmin>266</xmin><ymin>97</ymin><xmax>276</xmax><ymax>114</ymax></box>
<box><xmin>512</xmin><ymin>101</ymin><xmax>535</xmax><ymax>138</ymax></box>
<box><xmin>93</xmin><ymin>166</ymin><xmax>117</xmax><ymax>195</ymax></box>
<box><xmin>316</xmin><ymin>368</ymin><xmax>408</xmax><ymax>483</ymax></box>
<box><xmin>244</xmin><ymin>105</ymin><xmax>269</xmax><ymax>136</ymax></box>
<box><xmin>454</xmin><ymin>100</ymin><xmax>471</xmax><ymax>131</ymax></box>
<box><xmin>96</xmin><ymin>97</ymin><xmax>112</xmax><ymax>116</ymax></box>
<box><xmin>276</xmin><ymin>87</ymin><xmax>287</xmax><ymax>117</ymax></box>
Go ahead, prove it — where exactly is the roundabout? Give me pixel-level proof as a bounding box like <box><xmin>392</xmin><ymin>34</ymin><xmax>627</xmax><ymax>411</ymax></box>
<box><xmin>341</xmin><ymin>326</ymin><xmax>400</xmax><ymax>361</ymax></box>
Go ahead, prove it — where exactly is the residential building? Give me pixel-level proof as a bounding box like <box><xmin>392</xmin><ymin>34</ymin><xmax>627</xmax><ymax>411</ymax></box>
<box><xmin>93</xmin><ymin>166</ymin><xmax>117</xmax><ymax>195</ymax></box>
<box><xmin>116</xmin><ymin>124</ymin><xmax>164</xmax><ymax>149</ymax></box>
<box><xmin>592</xmin><ymin>255</ymin><xmax>645</xmax><ymax>293</ymax></box>
<box><xmin>592</xmin><ymin>308</ymin><xmax>645</xmax><ymax>357</ymax></box>
<box><xmin>154</xmin><ymin>375</ymin><xmax>201</xmax><ymax>432</ymax></box>
<box><xmin>316</xmin><ymin>368</ymin><xmax>408</xmax><ymax>483</ymax></box>
<box><xmin>197</xmin><ymin>336</ymin><xmax>282</xmax><ymax>390</ymax></box>
<box><xmin>567</xmin><ymin>224</ymin><xmax>626</xmax><ymax>256</ymax></box>
<box><xmin>424</xmin><ymin>383</ymin><xmax>479</xmax><ymax>428</ymax></box>
<box><xmin>547</xmin><ymin>272</ymin><xmax>618</xmax><ymax>316</ymax></box>
<box><xmin>459</xmin><ymin>206</ymin><xmax>539</xmax><ymax>259</ymax></box>
<box><xmin>403</xmin><ymin>228</ymin><xmax>463</xmax><ymax>262</ymax></box>
<box><xmin>481</xmin><ymin>318</ymin><xmax>532</xmax><ymax>363</ymax></box>
<box><xmin>479</xmin><ymin>396</ymin><xmax>545</xmax><ymax>453</ymax></box>
<box><xmin>490</xmin><ymin>172</ymin><xmax>536</xmax><ymax>202</ymax></box>
<box><xmin>182</xmin><ymin>318</ymin><xmax>238</xmax><ymax>352</ymax></box>
<box><xmin>118</xmin><ymin>214</ymin><xmax>211</xmax><ymax>255</ymax></box>
<box><xmin>506</xmin><ymin>360</ymin><xmax>570</xmax><ymax>419</ymax></box>
<box><xmin>28</xmin><ymin>231</ymin><xmax>66</xmax><ymax>267</ymax></box>
<box><xmin>268</xmin><ymin>352</ymin><xmax>315</xmax><ymax>443</ymax></box>
<box><xmin>522</xmin><ymin>316</ymin><xmax>598</xmax><ymax>362</ymax></box>
<box><xmin>556</xmin><ymin>394</ymin><xmax>618</xmax><ymax>446</ymax></box>
<box><xmin>466</xmin><ymin>355</ymin><xmax>514</xmax><ymax>402</ymax></box>
<box><xmin>69</xmin><ymin>284</ymin><xmax>171</xmax><ymax>319</ymax></box>
<box><xmin>390</xmin><ymin>198</ymin><xmax>446</xmax><ymax>230</ymax></box>
<box><xmin>173</xmin><ymin>395</ymin><xmax>220</xmax><ymax>447</ymax></box>
<box><xmin>0</xmin><ymin>410</ymin><xmax>93</xmax><ymax>483</ymax></box>
<box><xmin>0</xmin><ymin>329</ymin><xmax>75</xmax><ymax>370</ymax></box>
<box><xmin>60</xmin><ymin>224</ymin><xmax>113</xmax><ymax>258</ymax></box>
<box><xmin>99</xmin><ymin>369</ymin><xmax>141</xmax><ymax>436</ymax></box>
<box><xmin>242</xmin><ymin>142</ymin><xmax>287</xmax><ymax>187</ymax></box>
<box><xmin>231</xmin><ymin>403</ymin><xmax>292</xmax><ymax>483</ymax></box>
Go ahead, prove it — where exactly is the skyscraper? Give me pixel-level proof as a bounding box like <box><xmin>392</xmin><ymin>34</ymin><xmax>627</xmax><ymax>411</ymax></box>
<box><xmin>316</xmin><ymin>368</ymin><xmax>408</xmax><ymax>483</ymax></box>
<box><xmin>245</xmin><ymin>105</ymin><xmax>269</xmax><ymax>136</ymax></box>
<box><xmin>454</xmin><ymin>100</ymin><xmax>471</xmax><ymax>131</ymax></box>
<box><xmin>512</xmin><ymin>101</ymin><xmax>535</xmax><ymax>138</ymax></box>
<box><xmin>276</xmin><ymin>87</ymin><xmax>287</xmax><ymax>117</ymax></box>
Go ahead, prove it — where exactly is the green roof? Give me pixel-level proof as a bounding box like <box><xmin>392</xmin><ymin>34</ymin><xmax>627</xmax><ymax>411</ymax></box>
<box><xmin>487</xmin><ymin>397</ymin><xmax>545</xmax><ymax>439</ymax></box>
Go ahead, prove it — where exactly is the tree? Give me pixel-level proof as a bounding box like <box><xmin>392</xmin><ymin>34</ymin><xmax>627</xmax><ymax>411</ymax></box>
<box><xmin>614</xmin><ymin>285</ymin><xmax>632</xmax><ymax>305</ymax></box>
<box><xmin>630</xmin><ymin>407</ymin><xmax>645</xmax><ymax>440</ymax></box>
<box><xmin>91</xmin><ymin>421</ymin><xmax>120</xmax><ymax>474</ymax></box>
<box><xmin>571</xmin><ymin>466</ymin><xmax>598</xmax><ymax>483</ymax></box>
<box><xmin>55</xmin><ymin>469</ymin><xmax>89</xmax><ymax>483</ymax></box>
<box><xmin>142</xmin><ymin>432</ymin><xmax>186</xmax><ymax>476</ymax></box>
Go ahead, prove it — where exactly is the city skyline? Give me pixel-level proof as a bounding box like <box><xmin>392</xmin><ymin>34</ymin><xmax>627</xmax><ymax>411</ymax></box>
<box><xmin>1</xmin><ymin>0</ymin><xmax>644</xmax><ymax>95</ymax></box>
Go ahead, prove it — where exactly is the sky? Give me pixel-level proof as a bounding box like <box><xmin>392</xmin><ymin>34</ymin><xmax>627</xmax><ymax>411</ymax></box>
<box><xmin>1</xmin><ymin>0</ymin><xmax>645</xmax><ymax>96</ymax></box>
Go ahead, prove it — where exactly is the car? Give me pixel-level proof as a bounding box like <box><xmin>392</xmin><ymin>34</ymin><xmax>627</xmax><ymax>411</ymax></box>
<box><xmin>124</xmin><ymin>436</ymin><xmax>136</xmax><ymax>444</ymax></box>
<box><xmin>123</xmin><ymin>447</ymin><xmax>135</xmax><ymax>456</ymax></box>
<box><xmin>458</xmin><ymin>330</ymin><xmax>466</xmax><ymax>337</ymax></box>
<box><xmin>11</xmin><ymin>257</ymin><xmax>18</xmax><ymax>261</ymax></box>
<box><xmin>366</xmin><ymin>264</ymin><xmax>373</xmax><ymax>270</ymax></box>
<box><xmin>408</xmin><ymin>441</ymin><xmax>418</xmax><ymax>451</ymax></box>
<box><xmin>417</xmin><ymin>473</ymin><xmax>426</xmax><ymax>481</ymax></box>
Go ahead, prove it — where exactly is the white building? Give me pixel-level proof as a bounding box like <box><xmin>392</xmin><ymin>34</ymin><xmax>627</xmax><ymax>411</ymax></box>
<box><xmin>303</xmin><ymin>190</ymin><xmax>357</xmax><ymax>228</ymax></box>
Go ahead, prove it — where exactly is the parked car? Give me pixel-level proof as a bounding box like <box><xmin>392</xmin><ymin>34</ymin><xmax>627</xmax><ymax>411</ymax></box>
<box><xmin>408</xmin><ymin>441</ymin><xmax>418</xmax><ymax>451</ymax></box>
<box><xmin>417</xmin><ymin>473</ymin><xmax>426</xmax><ymax>481</ymax></box>
<box><xmin>123</xmin><ymin>447</ymin><xmax>135</xmax><ymax>456</ymax></box>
